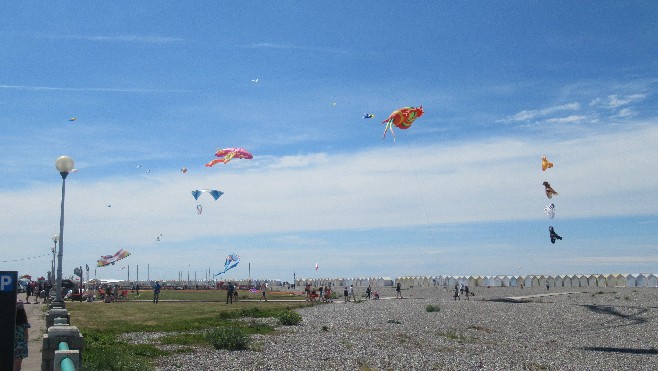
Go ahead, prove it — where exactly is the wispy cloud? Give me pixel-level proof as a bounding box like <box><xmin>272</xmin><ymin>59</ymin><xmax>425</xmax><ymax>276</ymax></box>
<box><xmin>44</xmin><ymin>33</ymin><xmax>184</xmax><ymax>44</ymax></box>
<box><xmin>545</xmin><ymin>115</ymin><xmax>587</xmax><ymax>124</ymax></box>
<box><xmin>0</xmin><ymin>84</ymin><xmax>192</xmax><ymax>93</ymax></box>
<box><xmin>503</xmin><ymin>102</ymin><xmax>581</xmax><ymax>122</ymax></box>
<box><xmin>606</xmin><ymin>94</ymin><xmax>646</xmax><ymax>108</ymax></box>
<box><xmin>244</xmin><ymin>42</ymin><xmax>348</xmax><ymax>55</ymax></box>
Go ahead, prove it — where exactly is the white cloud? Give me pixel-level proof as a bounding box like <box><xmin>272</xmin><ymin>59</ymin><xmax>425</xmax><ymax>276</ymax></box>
<box><xmin>545</xmin><ymin>115</ymin><xmax>587</xmax><ymax>124</ymax></box>
<box><xmin>4</xmin><ymin>123</ymin><xmax>658</xmax><ymax>279</ymax></box>
<box><xmin>606</xmin><ymin>94</ymin><xmax>646</xmax><ymax>108</ymax></box>
<box><xmin>506</xmin><ymin>102</ymin><xmax>581</xmax><ymax>122</ymax></box>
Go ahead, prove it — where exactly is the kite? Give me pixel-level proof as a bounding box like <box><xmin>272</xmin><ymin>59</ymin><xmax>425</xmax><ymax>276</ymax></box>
<box><xmin>544</xmin><ymin>203</ymin><xmax>556</xmax><ymax>219</ymax></box>
<box><xmin>549</xmin><ymin>226</ymin><xmax>562</xmax><ymax>244</ymax></box>
<box><xmin>543</xmin><ymin>181</ymin><xmax>558</xmax><ymax>199</ymax></box>
<box><xmin>97</xmin><ymin>249</ymin><xmax>131</xmax><ymax>267</ymax></box>
<box><xmin>68</xmin><ymin>117</ymin><xmax>77</xmax><ymax>122</ymax></box>
<box><xmin>213</xmin><ymin>254</ymin><xmax>240</xmax><ymax>277</ymax></box>
<box><xmin>196</xmin><ymin>204</ymin><xmax>203</xmax><ymax>215</ymax></box>
<box><xmin>381</xmin><ymin>106</ymin><xmax>424</xmax><ymax>141</ymax></box>
<box><xmin>363</xmin><ymin>113</ymin><xmax>374</xmax><ymax>119</ymax></box>
<box><xmin>315</xmin><ymin>262</ymin><xmax>319</xmax><ymax>271</ymax></box>
<box><xmin>541</xmin><ymin>156</ymin><xmax>554</xmax><ymax>171</ymax></box>
<box><xmin>205</xmin><ymin>148</ymin><xmax>253</xmax><ymax>167</ymax></box>
<box><xmin>156</xmin><ymin>234</ymin><xmax>163</xmax><ymax>242</ymax></box>
<box><xmin>251</xmin><ymin>78</ymin><xmax>259</xmax><ymax>83</ymax></box>
<box><xmin>181</xmin><ymin>167</ymin><xmax>188</xmax><ymax>174</ymax></box>
<box><xmin>191</xmin><ymin>189</ymin><xmax>224</xmax><ymax>201</ymax></box>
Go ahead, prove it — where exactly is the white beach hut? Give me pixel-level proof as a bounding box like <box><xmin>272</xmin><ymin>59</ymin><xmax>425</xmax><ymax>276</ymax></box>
<box><xmin>614</xmin><ymin>274</ymin><xmax>626</xmax><ymax>287</ymax></box>
<box><xmin>554</xmin><ymin>275</ymin><xmax>563</xmax><ymax>287</ymax></box>
<box><xmin>625</xmin><ymin>274</ymin><xmax>636</xmax><ymax>287</ymax></box>
<box><xmin>578</xmin><ymin>275</ymin><xmax>588</xmax><ymax>287</ymax></box>
<box><xmin>648</xmin><ymin>274</ymin><xmax>657</xmax><ymax>287</ymax></box>
<box><xmin>502</xmin><ymin>276</ymin><xmax>511</xmax><ymax>287</ymax></box>
<box><xmin>510</xmin><ymin>276</ymin><xmax>518</xmax><ymax>287</ymax></box>
<box><xmin>635</xmin><ymin>274</ymin><xmax>647</xmax><ymax>287</ymax></box>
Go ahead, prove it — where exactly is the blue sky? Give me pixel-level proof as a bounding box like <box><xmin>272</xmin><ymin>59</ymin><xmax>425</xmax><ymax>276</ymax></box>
<box><xmin>1</xmin><ymin>2</ymin><xmax>657</xmax><ymax>282</ymax></box>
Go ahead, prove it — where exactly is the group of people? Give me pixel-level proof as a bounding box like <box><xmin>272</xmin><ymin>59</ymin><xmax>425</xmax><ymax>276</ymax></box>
<box><xmin>22</xmin><ymin>280</ymin><xmax>52</xmax><ymax>304</ymax></box>
<box><xmin>304</xmin><ymin>283</ymin><xmax>334</xmax><ymax>302</ymax></box>
<box><xmin>453</xmin><ymin>283</ymin><xmax>471</xmax><ymax>300</ymax></box>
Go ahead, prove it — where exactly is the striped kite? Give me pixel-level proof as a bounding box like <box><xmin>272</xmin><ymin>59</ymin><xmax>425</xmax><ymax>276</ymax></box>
<box><xmin>381</xmin><ymin>106</ymin><xmax>424</xmax><ymax>141</ymax></box>
<box><xmin>97</xmin><ymin>249</ymin><xmax>131</xmax><ymax>267</ymax></box>
<box><xmin>205</xmin><ymin>148</ymin><xmax>253</xmax><ymax>167</ymax></box>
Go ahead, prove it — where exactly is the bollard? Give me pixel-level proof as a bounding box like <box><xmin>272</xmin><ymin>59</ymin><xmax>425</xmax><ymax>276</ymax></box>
<box><xmin>42</xmin><ymin>325</ymin><xmax>83</xmax><ymax>371</ymax></box>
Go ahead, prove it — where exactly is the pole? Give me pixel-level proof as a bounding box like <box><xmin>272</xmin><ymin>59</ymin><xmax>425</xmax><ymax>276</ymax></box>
<box><xmin>51</xmin><ymin>243</ymin><xmax>56</xmax><ymax>285</ymax></box>
<box><xmin>137</xmin><ymin>265</ymin><xmax>139</xmax><ymax>286</ymax></box>
<box><xmin>128</xmin><ymin>265</ymin><xmax>130</xmax><ymax>283</ymax></box>
<box><xmin>147</xmin><ymin>264</ymin><xmax>150</xmax><ymax>282</ymax></box>
<box><xmin>53</xmin><ymin>172</ymin><xmax>68</xmax><ymax>307</ymax></box>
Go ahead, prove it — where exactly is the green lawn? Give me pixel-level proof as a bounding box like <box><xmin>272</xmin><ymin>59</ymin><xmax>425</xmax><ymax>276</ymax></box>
<box><xmin>66</xmin><ymin>290</ymin><xmax>313</xmax><ymax>370</ymax></box>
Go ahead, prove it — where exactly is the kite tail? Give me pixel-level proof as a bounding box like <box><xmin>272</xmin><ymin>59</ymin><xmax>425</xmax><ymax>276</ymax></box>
<box><xmin>381</xmin><ymin>119</ymin><xmax>396</xmax><ymax>141</ymax></box>
<box><xmin>205</xmin><ymin>159</ymin><xmax>223</xmax><ymax>167</ymax></box>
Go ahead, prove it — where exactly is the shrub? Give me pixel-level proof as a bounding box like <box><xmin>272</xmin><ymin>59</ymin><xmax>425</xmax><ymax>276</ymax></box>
<box><xmin>425</xmin><ymin>304</ymin><xmax>441</xmax><ymax>312</ymax></box>
<box><xmin>206</xmin><ymin>326</ymin><xmax>251</xmax><ymax>351</ymax></box>
<box><xmin>277</xmin><ymin>310</ymin><xmax>302</xmax><ymax>326</ymax></box>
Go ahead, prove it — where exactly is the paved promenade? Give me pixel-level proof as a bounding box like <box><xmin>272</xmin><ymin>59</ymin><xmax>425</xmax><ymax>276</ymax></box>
<box><xmin>22</xmin><ymin>301</ymin><xmax>46</xmax><ymax>371</ymax></box>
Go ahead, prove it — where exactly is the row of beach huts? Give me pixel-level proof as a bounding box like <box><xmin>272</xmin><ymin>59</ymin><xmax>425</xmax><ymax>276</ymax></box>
<box><xmin>291</xmin><ymin>273</ymin><xmax>658</xmax><ymax>288</ymax></box>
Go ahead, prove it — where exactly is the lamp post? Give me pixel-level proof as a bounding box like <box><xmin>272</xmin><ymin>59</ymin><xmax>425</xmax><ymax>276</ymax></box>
<box><xmin>53</xmin><ymin>156</ymin><xmax>74</xmax><ymax>307</ymax></box>
<box><xmin>51</xmin><ymin>235</ymin><xmax>58</xmax><ymax>285</ymax></box>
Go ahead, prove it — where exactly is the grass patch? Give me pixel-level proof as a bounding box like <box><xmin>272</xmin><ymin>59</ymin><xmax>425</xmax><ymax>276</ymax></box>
<box><xmin>277</xmin><ymin>310</ymin><xmax>302</xmax><ymax>325</ymax></box>
<box><xmin>206</xmin><ymin>325</ymin><xmax>251</xmax><ymax>351</ymax></box>
<box><xmin>66</xmin><ymin>296</ymin><xmax>313</xmax><ymax>369</ymax></box>
<box><xmin>387</xmin><ymin>319</ymin><xmax>402</xmax><ymax>324</ymax></box>
<box><xmin>437</xmin><ymin>330</ymin><xmax>477</xmax><ymax>343</ymax></box>
<box><xmin>425</xmin><ymin>304</ymin><xmax>441</xmax><ymax>312</ymax></box>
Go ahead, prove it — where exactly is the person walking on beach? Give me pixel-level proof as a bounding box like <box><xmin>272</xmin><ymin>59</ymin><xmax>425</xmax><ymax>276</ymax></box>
<box><xmin>349</xmin><ymin>285</ymin><xmax>356</xmax><ymax>302</ymax></box>
<box><xmin>260</xmin><ymin>283</ymin><xmax>267</xmax><ymax>301</ymax></box>
<box><xmin>464</xmin><ymin>285</ymin><xmax>470</xmax><ymax>300</ymax></box>
<box><xmin>366</xmin><ymin>285</ymin><xmax>372</xmax><ymax>300</ymax></box>
<box><xmin>153</xmin><ymin>281</ymin><xmax>161</xmax><ymax>304</ymax></box>
<box><xmin>14</xmin><ymin>302</ymin><xmax>31</xmax><ymax>370</ymax></box>
<box><xmin>396</xmin><ymin>282</ymin><xmax>403</xmax><ymax>299</ymax></box>
<box><xmin>453</xmin><ymin>284</ymin><xmax>460</xmax><ymax>300</ymax></box>
<box><xmin>25</xmin><ymin>281</ymin><xmax>32</xmax><ymax>304</ymax></box>
<box><xmin>343</xmin><ymin>287</ymin><xmax>349</xmax><ymax>302</ymax></box>
<box><xmin>226</xmin><ymin>282</ymin><xmax>235</xmax><ymax>304</ymax></box>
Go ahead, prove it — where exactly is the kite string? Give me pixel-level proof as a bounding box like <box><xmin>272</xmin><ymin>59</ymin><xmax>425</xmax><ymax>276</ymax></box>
<box><xmin>1</xmin><ymin>253</ymin><xmax>51</xmax><ymax>263</ymax></box>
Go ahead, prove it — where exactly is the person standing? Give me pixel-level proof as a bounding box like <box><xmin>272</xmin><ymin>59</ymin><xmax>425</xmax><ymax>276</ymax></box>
<box><xmin>464</xmin><ymin>285</ymin><xmax>470</xmax><ymax>300</ymax></box>
<box><xmin>396</xmin><ymin>282</ymin><xmax>403</xmax><ymax>299</ymax></box>
<box><xmin>260</xmin><ymin>283</ymin><xmax>267</xmax><ymax>301</ymax></box>
<box><xmin>25</xmin><ymin>281</ymin><xmax>32</xmax><ymax>304</ymax></box>
<box><xmin>349</xmin><ymin>285</ymin><xmax>356</xmax><ymax>302</ymax></box>
<box><xmin>366</xmin><ymin>285</ymin><xmax>372</xmax><ymax>300</ymax></box>
<box><xmin>343</xmin><ymin>287</ymin><xmax>349</xmax><ymax>302</ymax></box>
<box><xmin>226</xmin><ymin>282</ymin><xmax>235</xmax><ymax>304</ymax></box>
<box><xmin>453</xmin><ymin>284</ymin><xmax>460</xmax><ymax>300</ymax></box>
<box><xmin>153</xmin><ymin>281</ymin><xmax>161</xmax><ymax>304</ymax></box>
<box><xmin>14</xmin><ymin>302</ymin><xmax>31</xmax><ymax>371</ymax></box>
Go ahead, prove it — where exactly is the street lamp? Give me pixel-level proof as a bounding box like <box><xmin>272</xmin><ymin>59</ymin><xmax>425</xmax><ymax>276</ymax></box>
<box><xmin>51</xmin><ymin>235</ymin><xmax>58</xmax><ymax>285</ymax></box>
<box><xmin>53</xmin><ymin>156</ymin><xmax>74</xmax><ymax>307</ymax></box>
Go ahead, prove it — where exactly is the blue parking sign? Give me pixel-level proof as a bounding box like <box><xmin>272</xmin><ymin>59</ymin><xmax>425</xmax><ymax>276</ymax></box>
<box><xmin>0</xmin><ymin>271</ymin><xmax>17</xmax><ymax>370</ymax></box>
<box><xmin>0</xmin><ymin>273</ymin><xmax>16</xmax><ymax>292</ymax></box>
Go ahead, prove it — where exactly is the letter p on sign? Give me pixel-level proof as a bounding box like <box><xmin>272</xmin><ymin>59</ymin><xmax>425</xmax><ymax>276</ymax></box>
<box><xmin>0</xmin><ymin>275</ymin><xmax>14</xmax><ymax>292</ymax></box>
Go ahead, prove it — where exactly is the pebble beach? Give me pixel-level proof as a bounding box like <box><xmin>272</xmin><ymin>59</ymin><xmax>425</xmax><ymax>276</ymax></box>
<box><xmin>143</xmin><ymin>286</ymin><xmax>658</xmax><ymax>370</ymax></box>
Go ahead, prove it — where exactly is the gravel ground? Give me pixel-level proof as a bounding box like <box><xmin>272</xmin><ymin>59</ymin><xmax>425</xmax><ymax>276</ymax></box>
<box><xmin>141</xmin><ymin>286</ymin><xmax>658</xmax><ymax>370</ymax></box>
